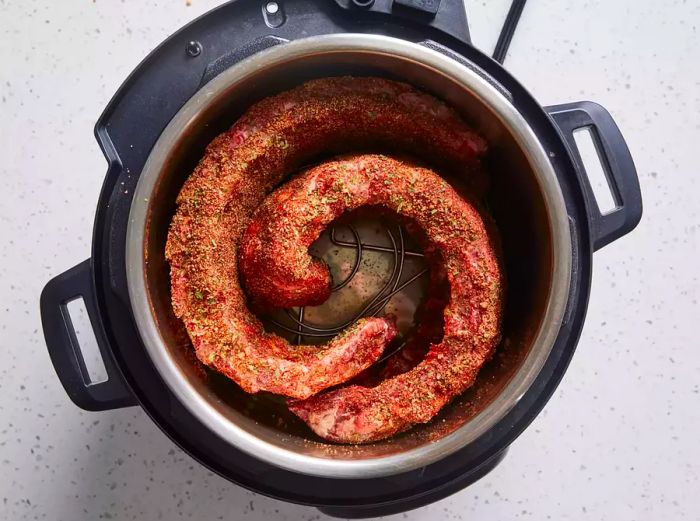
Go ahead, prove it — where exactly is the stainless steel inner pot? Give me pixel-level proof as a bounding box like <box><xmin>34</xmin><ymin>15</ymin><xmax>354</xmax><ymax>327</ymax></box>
<box><xmin>126</xmin><ymin>34</ymin><xmax>572</xmax><ymax>479</ymax></box>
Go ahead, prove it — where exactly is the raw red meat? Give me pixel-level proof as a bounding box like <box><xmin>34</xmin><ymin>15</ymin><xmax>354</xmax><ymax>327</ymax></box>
<box><xmin>166</xmin><ymin>77</ymin><xmax>488</xmax><ymax>400</ymax></box>
<box><xmin>240</xmin><ymin>155</ymin><xmax>503</xmax><ymax>443</ymax></box>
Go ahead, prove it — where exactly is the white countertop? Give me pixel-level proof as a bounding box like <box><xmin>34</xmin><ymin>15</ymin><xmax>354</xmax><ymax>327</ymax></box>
<box><xmin>1</xmin><ymin>1</ymin><xmax>698</xmax><ymax>519</ymax></box>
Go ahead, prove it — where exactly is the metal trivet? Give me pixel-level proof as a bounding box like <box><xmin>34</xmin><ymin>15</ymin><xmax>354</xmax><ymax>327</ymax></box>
<box><xmin>268</xmin><ymin>223</ymin><xmax>428</xmax><ymax>359</ymax></box>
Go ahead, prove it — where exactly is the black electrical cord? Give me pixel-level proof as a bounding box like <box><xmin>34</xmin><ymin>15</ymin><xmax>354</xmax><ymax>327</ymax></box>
<box><xmin>492</xmin><ymin>0</ymin><xmax>527</xmax><ymax>64</ymax></box>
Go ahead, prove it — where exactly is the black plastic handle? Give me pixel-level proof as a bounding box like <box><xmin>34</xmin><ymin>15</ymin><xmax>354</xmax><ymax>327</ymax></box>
<box><xmin>546</xmin><ymin>101</ymin><xmax>642</xmax><ymax>251</ymax></box>
<box><xmin>40</xmin><ymin>259</ymin><xmax>136</xmax><ymax>411</ymax></box>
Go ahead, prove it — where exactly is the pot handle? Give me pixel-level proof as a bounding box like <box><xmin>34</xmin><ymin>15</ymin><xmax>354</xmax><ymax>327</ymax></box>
<box><xmin>40</xmin><ymin>259</ymin><xmax>136</xmax><ymax>411</ymax></box>
<box><xmin>546</xmin><ymin>102</ymin><xmax>642</xmax><ymax>251</ymax></box>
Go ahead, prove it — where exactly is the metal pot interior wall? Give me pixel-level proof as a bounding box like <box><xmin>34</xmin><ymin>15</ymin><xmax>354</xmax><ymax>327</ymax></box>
<box><xmin>140</xmin><ymin>48</ymin><xmax>555</xmax><ymax>463</ymax></box>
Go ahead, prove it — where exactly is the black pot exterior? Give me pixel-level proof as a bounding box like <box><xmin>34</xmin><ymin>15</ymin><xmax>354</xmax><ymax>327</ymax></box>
<box><xmin>40</xmin><ymin>0</ymin><xmax>641</xmax><ymax>516</ymax></box>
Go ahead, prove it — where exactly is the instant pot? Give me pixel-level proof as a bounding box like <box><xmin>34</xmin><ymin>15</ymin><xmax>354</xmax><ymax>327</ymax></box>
<box><xmin>41</xmin><ymin>0</ymin><xmax>642</xmax><ymax>517</ymax></box>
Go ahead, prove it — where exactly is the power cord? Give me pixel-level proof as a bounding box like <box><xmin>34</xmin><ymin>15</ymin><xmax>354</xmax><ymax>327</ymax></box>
<box><xmin>492</xmin><ymin>0</ymin><xmax>527</xmax><ymax>64</ymax></box>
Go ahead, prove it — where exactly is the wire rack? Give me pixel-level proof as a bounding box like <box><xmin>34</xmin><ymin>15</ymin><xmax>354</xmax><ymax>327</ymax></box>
<box><xmin>267</xmin><ymin>223</ymin><xmax>428</xmax><ymax>360</ymax></box>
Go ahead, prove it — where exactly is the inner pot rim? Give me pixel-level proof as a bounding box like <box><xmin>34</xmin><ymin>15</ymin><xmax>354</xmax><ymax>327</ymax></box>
<box><xmin>125</xmin><ymin>34</ymin><xmax>572</xmax><ymax>479</ymax></box>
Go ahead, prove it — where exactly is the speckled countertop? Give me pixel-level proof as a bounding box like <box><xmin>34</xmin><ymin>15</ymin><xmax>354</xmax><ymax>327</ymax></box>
<box><xmin>1</xmin><ymin>1</ymin><xmax>699</xmax><ymax>519</ymax></box>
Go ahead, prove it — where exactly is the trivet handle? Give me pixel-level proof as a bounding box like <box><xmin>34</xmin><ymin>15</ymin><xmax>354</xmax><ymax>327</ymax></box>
<box><xmin>547</xmin><ymin>102</ymin><xmax>643</xmax><ymax>251</ymax></box>
<box><xmin>40</xmin><ymin>259</ymin><xmax>136</xmax><ymax>411</ymax></box>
